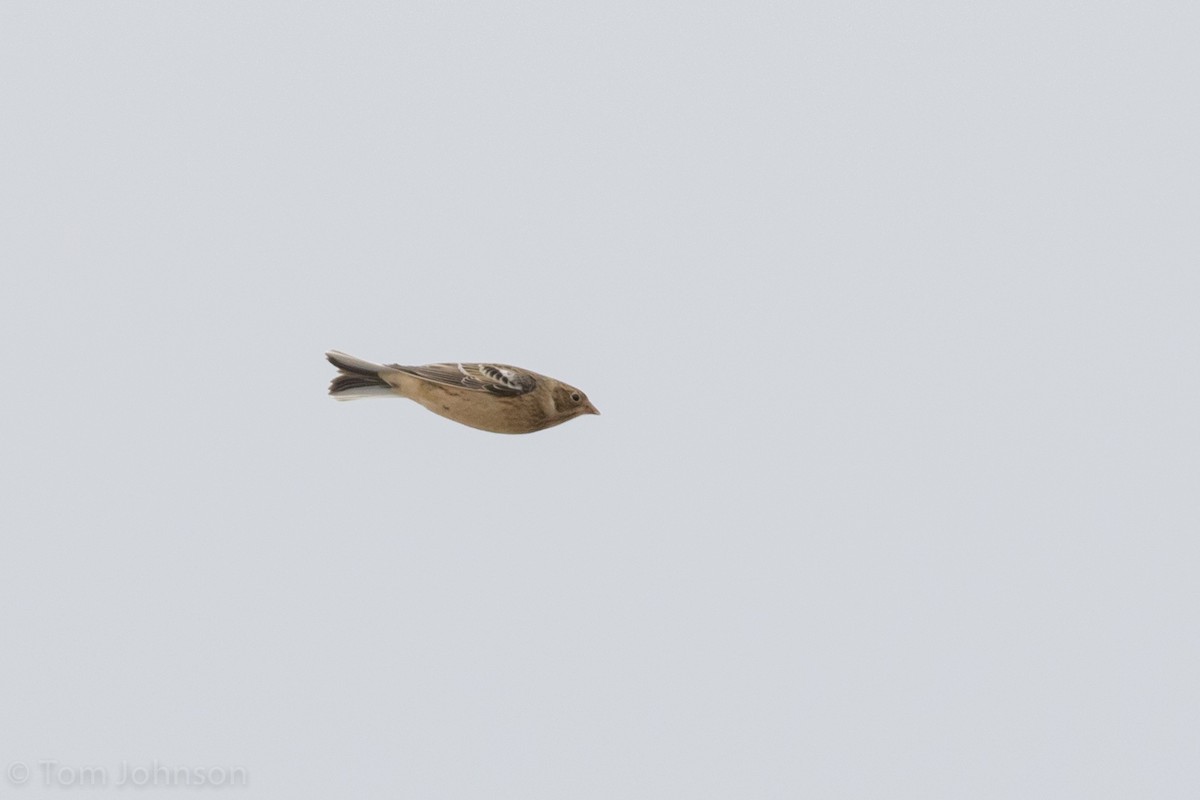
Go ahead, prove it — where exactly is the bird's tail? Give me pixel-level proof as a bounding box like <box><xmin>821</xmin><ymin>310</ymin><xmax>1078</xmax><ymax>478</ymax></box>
<box><xmin>326</xmin><ymin>350</ymin><xmax>394</xmax><ymax>400</ymax></box>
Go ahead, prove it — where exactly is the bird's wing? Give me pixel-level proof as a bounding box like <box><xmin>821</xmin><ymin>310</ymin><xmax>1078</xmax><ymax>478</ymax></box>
<box><xmin>388</xmin><ymin>363</ymin><xmax>538</xmax><ymax>396</ymax></box>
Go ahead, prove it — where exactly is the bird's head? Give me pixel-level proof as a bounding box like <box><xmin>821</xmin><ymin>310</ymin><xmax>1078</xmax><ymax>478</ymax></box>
<box><xmin>551</xmin><ymin>381</ymin><xmax>600</xmax><ymax>419</ymax></box>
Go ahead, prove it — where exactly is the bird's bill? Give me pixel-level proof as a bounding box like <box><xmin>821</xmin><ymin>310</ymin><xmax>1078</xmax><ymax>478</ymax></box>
<box><xmin>584</xmin><ymin>401</ymin><xmax>601</xmax><ymax>415</ymax></box>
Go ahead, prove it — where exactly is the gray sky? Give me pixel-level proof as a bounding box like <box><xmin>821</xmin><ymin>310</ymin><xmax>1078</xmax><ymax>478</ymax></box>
<box><xmin>1</xmin><ymin>2</ymin><xmax>1198</xmax><ymax>798</ymax></box>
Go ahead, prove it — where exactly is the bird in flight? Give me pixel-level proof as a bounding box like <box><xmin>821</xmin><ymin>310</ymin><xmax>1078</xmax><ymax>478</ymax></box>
<box><xmin>326</xmin><ymin>350</ymin><xmax>600</xmax><ymax>434</ymax></box>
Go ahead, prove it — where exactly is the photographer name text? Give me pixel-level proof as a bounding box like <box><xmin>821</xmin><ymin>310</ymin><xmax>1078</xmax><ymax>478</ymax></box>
<box><xmin>7</xmin><ymin>760</ymin><xmax>248</xmax><ymax>789</ymax></box>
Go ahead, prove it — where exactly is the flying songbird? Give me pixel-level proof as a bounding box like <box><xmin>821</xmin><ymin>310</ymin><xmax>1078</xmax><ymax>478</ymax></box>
<box><xmin>325</xmin><ymin>350</ymin><xmax>600</xmax><ymax>434</ymax></box>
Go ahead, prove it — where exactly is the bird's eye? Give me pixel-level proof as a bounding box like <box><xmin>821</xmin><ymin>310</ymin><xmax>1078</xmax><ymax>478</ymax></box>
<box><xmin>570</xmin><ymin>392</ymin><xmax>581</xmax><ymax>402</ymax></box>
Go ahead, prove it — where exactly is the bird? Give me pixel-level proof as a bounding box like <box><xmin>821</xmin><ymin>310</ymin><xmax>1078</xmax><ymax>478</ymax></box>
<box><xmin>325</xmin><ymin>350</ymin><xmax>600</xmax><ymax>434</ymax></box>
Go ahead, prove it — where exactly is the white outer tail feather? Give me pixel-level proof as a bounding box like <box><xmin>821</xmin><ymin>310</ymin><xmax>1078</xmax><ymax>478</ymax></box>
<box><xmin>326</xmin><ymin>350</ymin><xmax>386</xmax><ymax>374</ymax></box>
<box><xmin>330</xmin><ymin>384</ymin><xmax>396</xmax><ymax>401</ymax></box>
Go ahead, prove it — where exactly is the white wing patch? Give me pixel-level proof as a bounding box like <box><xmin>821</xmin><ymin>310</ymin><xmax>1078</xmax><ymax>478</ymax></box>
<box><xmin>479</xmin><ymin>365</ymin><xmax>524</xmax><ymax>390</ymax></box>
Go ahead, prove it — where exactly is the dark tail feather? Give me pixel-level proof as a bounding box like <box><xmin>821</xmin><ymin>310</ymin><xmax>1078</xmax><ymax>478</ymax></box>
<box><xmin>326</xmin><ymin>350</ymin><xmax>394</xmax><ymax>400</ymax></box>
<box><xmin>330</xmin><ymin>373</ymin><xmax>388</xmax><ymax>393</ymax></box>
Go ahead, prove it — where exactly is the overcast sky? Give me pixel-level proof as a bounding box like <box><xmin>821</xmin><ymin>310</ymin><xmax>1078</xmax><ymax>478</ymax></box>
<box><xmin>1</xmin><ymin>2</ymin><xmax>1198</xmax><ymax>798</ymax></box>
